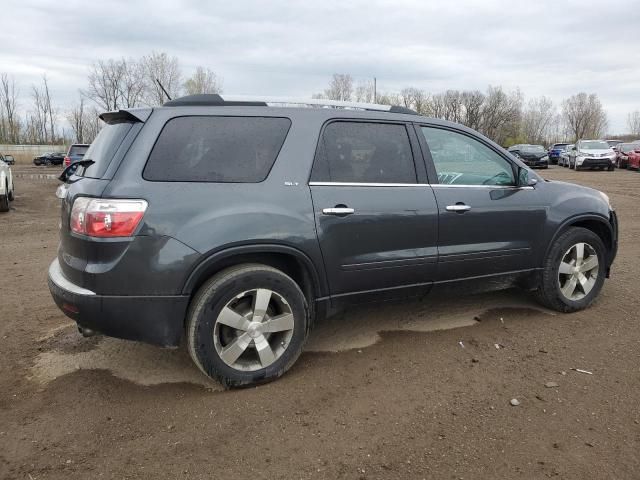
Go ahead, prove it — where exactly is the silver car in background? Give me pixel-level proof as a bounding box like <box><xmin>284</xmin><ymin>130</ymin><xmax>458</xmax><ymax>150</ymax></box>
<box><xmin>568</xmin><ymin>140</ymin><xmax>616</xmax><ymax>171</ymax></box>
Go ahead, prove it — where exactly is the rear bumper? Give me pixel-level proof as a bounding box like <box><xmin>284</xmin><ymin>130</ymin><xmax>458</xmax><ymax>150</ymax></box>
<box><xmin>48</xmin><ymin>259</ymin><xmax>188</xmax><ymax>347</ymax></box>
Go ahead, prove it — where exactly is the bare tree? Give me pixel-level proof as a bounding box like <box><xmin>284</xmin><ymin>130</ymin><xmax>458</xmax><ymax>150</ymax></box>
<box><xmin>400</xmin><ymin>87</ymin><xmax>430</xmax><ymax>115</ymax></box>
<box><xmin>460</xmin><ymin>90</ymin><xmax>485</xmax><ymax>130</ymax></box>
<box><xmin>375</xmin><ymin>92</ymin><xmax>401</xmax><ymax>106</ymax></box>
<box><xmin>521</xmin><ymin>96</ymin><xmax>554</xmax><ymax>144</ymax></box>
<box><xmin>562</xmin><ymin>93</ymin><xmax>608</xmax><ymax>141</ymax></box>
<box><xmin>183</xmin><ymin>67</ymin><xmax>223</xmax><ymax>95</ymax></box>
<box><xmin>84</xmin><ymin>58</ymin><xmax>145</xmax><ymax>111</ymax></box>
<box><xmin>142</xmin><ymin>52</ymin><xmax>181</xmax><ymax>105</ymax></box>
<box><xmin>26</xmin><ymin>75</ymin><xmax>57</xmax><ymax>144</ymax></box>
<box><xmin>354</xmin><ymin>80</ymin><xmax>375</xmax><ymax>103</ymax></box>
<box><xmin>67</xmin><ymin>99</ymin><xmax>85</xmax><ymax>143</ymax></box>
<box><xmin>627</xmin><ymin>110</ymin><xmax>640</xmax><ymax>137</ymax></box>
<box><xmin>323</xmin><ymin>74</ymin><xmax>353</xmax><ymax>101</ymax></box>
<box><xmin>0</xmin><ymin>73</ymin><xmax>20</xmax><ymax>143</ymax></box>
<box><xmin>479</xmin><ymin>86</ymin><xmax>523</xmax><ymax>145</ymax></box>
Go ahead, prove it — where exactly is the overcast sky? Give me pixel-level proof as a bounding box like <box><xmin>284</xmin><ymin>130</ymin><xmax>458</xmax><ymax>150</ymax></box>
<box><xmin>1</xmin><ymin>0</ymin><xmax>639</xmax><ymax>133</ymax></box>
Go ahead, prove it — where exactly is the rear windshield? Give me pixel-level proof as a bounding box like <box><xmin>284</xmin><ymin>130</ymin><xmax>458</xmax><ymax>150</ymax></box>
<box><xmin>522</xmin><ymin>145</ymin><xmax>545</xmax><ymax>152</ymax></box>
<box><xmin>552</xmin><ymin>144</ymin><xmax>569</xmax><ymax>149</ymax></box>
<box><xmin>76</xmin><ymin>122</ymin><xmax>133</xmax><ymax>178</ymax></box>
<box><xmin>143</xmin><ymin>116</ymin><xmax>291</xmax><ymax>183</ymax></box>
<box><xmin>69</xmin><ymin>145</ymin><xmax>89</xmax><ymax>156</ymax></box>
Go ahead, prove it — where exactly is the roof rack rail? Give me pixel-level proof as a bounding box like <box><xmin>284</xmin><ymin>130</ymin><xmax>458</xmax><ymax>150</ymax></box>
<box><xmin>163</xmin><ymin>94</ymin><xmax>418</xmax><ymax>115</ymax></box>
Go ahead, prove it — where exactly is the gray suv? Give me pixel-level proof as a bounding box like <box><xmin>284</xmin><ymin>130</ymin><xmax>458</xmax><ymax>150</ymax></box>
<box><xmin>48</xmin><ymin>94</ymin><xmax>618</xmax><ymax>387</ymax></box>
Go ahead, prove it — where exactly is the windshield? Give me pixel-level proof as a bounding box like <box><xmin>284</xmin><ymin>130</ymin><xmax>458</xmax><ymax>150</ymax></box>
<box><xmin>522</xmin><ymin>145</ymin><xmax>545</xmax><ymax>153</ymax></box>
<box><xmin>76</xmin><ymin>122</ymin><xmax>134</xmax><ymax>178</ymax></box>
<box><xmin>581</xmin><ymin>141</ymin><xmax>610</xmax><ymax>150</ymax></box>
<box><xmin>621</xmin><ymin>144</ymin><xmax>638</xmax><ymax>153</ymax></box>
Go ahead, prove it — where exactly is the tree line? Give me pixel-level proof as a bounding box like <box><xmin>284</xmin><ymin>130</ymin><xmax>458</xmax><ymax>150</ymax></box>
<box><xmin>0</xmin><ymin>52</ymin><xmax>222</xmax><ymax>145</ymax></box>
<box><xmin>1</xmin><ymin>58</ymin><xmax>639</xmax><ymax>147</ymax></box>
<box><xmin>314</xmin><ymin>74</ymin><xmax>639</xmax><ymax>146</ymax></box>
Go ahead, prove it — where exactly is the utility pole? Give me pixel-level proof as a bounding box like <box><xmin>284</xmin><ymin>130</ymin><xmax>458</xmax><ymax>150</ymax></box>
<box><xmin>373</xmin><ymin>77</ymin><xmax>377</xmax><ymax>103</ymax></box>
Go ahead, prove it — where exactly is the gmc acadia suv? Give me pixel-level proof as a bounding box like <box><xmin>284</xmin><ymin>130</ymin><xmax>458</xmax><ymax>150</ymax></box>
<box><xmin>48</xmin><ymin>94</ymin><xmax>618</xmax><ymax>387</ymax></box>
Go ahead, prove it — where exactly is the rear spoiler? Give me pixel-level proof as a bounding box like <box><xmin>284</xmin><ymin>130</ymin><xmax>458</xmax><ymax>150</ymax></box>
<box><xmin>99</xmin><ymin>108</ymin><xmax>152</xmax><ymax>124</ymax></box>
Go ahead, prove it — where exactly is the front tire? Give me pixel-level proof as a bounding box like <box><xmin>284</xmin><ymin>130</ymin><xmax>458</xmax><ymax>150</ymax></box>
<box><xmin>0</xmin><ymin>183</ymin><xmax>8</xmax><ymax>212</ymax></box>
<box><xmin>534</xmin><ymin>227</ymin><xmax>606</xmax><ymax>313</ymax></box>
<box><xmin>186</xmin><ymin>264</ymin><xmax>309</xmax><ymax>388</ymax></box>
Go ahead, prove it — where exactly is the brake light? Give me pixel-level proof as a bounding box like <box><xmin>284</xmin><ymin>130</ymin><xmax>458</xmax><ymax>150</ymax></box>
<box><xmin>70</xmin><ymin>198</ymin><xmax>148</xmax><ymax>237</ymax></box>
<box><xmin>64</xmin><ymin>156</ymin><xmax>71</xmax><ymax>167</ymax></box>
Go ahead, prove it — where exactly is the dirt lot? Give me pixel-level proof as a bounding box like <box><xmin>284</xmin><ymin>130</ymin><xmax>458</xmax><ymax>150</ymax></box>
<box><xmin>1</xmin><ymin>165</ymin><xmax>639</xmax><ymax>479</ymax></box>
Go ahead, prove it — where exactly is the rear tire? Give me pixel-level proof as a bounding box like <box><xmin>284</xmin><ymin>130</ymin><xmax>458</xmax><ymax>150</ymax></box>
<box><xmin>534</xmin><ymin>227</ymin><xmax>606</xmax><ymax>313</ymax></box>
<box><xmin>186</xmin><ymin>264</ymin><xmax>309</xmax><ymax>388</ymax></box>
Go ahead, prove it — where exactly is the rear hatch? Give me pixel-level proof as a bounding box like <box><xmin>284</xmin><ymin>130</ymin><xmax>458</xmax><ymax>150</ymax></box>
<box><xmin>58</xmin><ymin>110</ymin><xmax>148</xmax><ymax>289</ymax></box>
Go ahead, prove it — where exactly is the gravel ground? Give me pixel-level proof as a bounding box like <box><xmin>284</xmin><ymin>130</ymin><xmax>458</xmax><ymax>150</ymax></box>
<box><xmin>1</xmin><ymin>165</ymin><xmax>639</xmax><ymax>479</ymax></box>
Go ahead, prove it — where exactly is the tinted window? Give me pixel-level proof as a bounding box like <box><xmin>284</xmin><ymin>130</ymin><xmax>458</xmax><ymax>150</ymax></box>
<box><xmin>420</xmin><ymin>127</ymin><xmax>515</xmax><ymax>186</ymax></box>
<box><xmin>144</xmin><ymin>116</ymin><xmax>291</xmax><ymax>183</ymax></box>
<box><xmin>311</xmin><ymin>122</ymin><xmax>416</xmax><ymax>183</ymax></box>
<box><xmin>77</xmin><ymin>122</ymin><xmax>133</xmax><ymax>179</ymax></box>
<box><xmin>69</xmin><ymin>145</ymin><xmax>89</xmax><ymax>156</ymax></box>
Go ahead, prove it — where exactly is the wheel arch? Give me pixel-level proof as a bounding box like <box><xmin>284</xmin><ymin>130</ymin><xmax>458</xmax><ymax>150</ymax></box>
<box><xmin>546</xmin><ymin>213</ymin><xmax>615</xmax><ymax>270</ymax></box>
<box><xmin>182</xmin><ymin>244</ymin><xmax>327</xmax><ymax>304</ymax></box>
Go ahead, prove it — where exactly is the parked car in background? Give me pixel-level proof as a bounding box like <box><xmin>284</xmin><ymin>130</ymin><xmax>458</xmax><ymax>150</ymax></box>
<box><xmin>33</xmin><ymin>152</ymin><xmax>66</xmax><ymax>166</ymax></box>
<box><xmin>626</xmin><ymin>145</ymin><xmax>640</xmax><ymax>170</ymax></box>
<box><xmin>0</xmin><ymin>155</ymin><xmax>15</xmax><ymax>212</ymax></box>
<box><xmin>605</xmin><ymin>139</ymin><xmax>624</xmax><ymax>150</ymax></box>
<box><xmin>0</xmin><ymin>153</ymin><xmax>15</xmax><ymax>165</ymax></box>
<box><xmin>568</xmin><ymin>140</ymin><xmax>616</xmax><ymax>171</ymax></box>
<box><xmin>63</xmin><ymin>144</ymin><xmax>90</xmax><ymax>167</ymax></box>
<box><xmin>48</xmin><ymin>94</ymin><xmax>618</xmax><ymax>387</ymax></box>
<box><xmin>559</xmin><ymin>144</ymin><xmax>574</xmax><ymax>167</ymax></box>
<box><xmin>507</xmin><ymin>144</ymin><xmax>549</xmax><ymax>168</ymax></box>
<box><xmin>548</xmin><ymin>143</ymin><xmax>570</xmax><ymax>164</ymax></box>
<box><xmin>615</xmin><ymin>143</ymin><xmax>640</xmax><ymax>169</ymax></box>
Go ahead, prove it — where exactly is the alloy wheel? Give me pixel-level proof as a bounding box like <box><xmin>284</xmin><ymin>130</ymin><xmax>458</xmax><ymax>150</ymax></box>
<box><xmin>557</xmin><ymin>242</ymin><xmax>599</xmax><ymax>301</ymax></box>
<box><xmin>213</xmin><ymin>288</ymin><xmax>295</xmax><ymax>371</ymax></box>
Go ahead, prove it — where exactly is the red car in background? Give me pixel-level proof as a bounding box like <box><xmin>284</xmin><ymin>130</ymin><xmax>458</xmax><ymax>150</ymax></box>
<box><xmin>618</xmin><ymin>142</ymin><xmax>640</xmax><ymax>169</ymax></box>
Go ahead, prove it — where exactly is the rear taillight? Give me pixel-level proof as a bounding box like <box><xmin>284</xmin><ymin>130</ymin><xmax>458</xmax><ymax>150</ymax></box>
<box><xmin>64</xmin><ymin>156</ymin><xmax>71</xmax><ymax>167</ymax></box>
<box><xmin>70</xmin><ymin>198</ymin><xmax>148</xmax><ymax>238</ymax></box>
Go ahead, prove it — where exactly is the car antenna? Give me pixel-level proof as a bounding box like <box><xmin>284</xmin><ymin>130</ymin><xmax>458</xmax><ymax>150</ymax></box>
<box><xmin>156</xmin><ymin>78</ymin><xmax>172</xmax><ymax>102</ymax></box>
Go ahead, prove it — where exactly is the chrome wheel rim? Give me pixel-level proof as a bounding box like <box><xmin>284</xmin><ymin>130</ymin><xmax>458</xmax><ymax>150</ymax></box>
<box><xmin>213</xmin><ymin>289</ymin><xmax>295</xmax><ymax>371</ymax></box>
<box><xmin>558</xmin><ymin>242</ymin><xmax>599</xmax><ymax>301</ymax></box>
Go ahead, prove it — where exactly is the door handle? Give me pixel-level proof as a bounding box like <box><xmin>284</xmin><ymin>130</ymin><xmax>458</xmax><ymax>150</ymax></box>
<box><xmin>322</xmin><ymin>207</ymin><xmax>355</xmax><ymax>216</ymax></box>
<box><xmin>446</xmin><ymin>204</ymin><xmax>471</xmax><ymax>213</ymax></box>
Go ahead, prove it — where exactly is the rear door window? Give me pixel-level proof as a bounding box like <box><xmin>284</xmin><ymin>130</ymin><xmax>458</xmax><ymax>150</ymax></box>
<box><xmin>76</xmin><ymin>122</ymin><xmax>134</xmax><ymax>178</ymax></box>
<box><xmin>143</xmin><ymin>116</ymin><xmax>291</xmax><ymax>182</ymax></box>
<box><xmin>310</xmin><ymin>121</ymin><xmax>417</xmax><ymax>184</ymax></box>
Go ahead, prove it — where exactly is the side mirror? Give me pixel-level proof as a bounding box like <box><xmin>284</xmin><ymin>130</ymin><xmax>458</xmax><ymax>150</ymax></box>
<box><xmin>518</xmin><ymin>167</ymin><xmax>538</xmax><ymax>187</ymax></box>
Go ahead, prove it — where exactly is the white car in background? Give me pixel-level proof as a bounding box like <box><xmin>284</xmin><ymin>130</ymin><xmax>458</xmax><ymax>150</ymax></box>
<box><xmin>568</xmin><ymin>140</ymin><xmax>616</xmax><ymax>171</ymax></box>
<box><xmin>0</xmin><ymin>156</ymin><xmax>15</xmax><ymax>212</ymax></box>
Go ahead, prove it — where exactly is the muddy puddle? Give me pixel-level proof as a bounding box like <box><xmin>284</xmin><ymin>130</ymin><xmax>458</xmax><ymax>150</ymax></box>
<box><xmin>30</xmin><ymin>289</ymin><xmax>553</xmax><ymax>389</ymax></box>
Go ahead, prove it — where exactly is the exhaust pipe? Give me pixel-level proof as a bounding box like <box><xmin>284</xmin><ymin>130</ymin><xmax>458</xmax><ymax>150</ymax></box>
<box><xmin>78</xmin><ymin>326</ymin><xmax>96</xmax><ymax>338</ymax></box>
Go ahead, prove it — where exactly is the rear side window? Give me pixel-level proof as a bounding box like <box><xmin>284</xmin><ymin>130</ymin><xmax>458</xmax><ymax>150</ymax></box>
<box><xmin>77</xmin><ymin>123</ymin><xmax>133</xmax><ymax>178</ymax></box>
<box><xmin>310</xmin><ymin>122</ymin><xmax>417</xmax><ymax>184</ymax></box>
<box><xmin>144</xmin><ymin>116</ymin><xmax>291</xmax><ymax>183</ymax></box>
